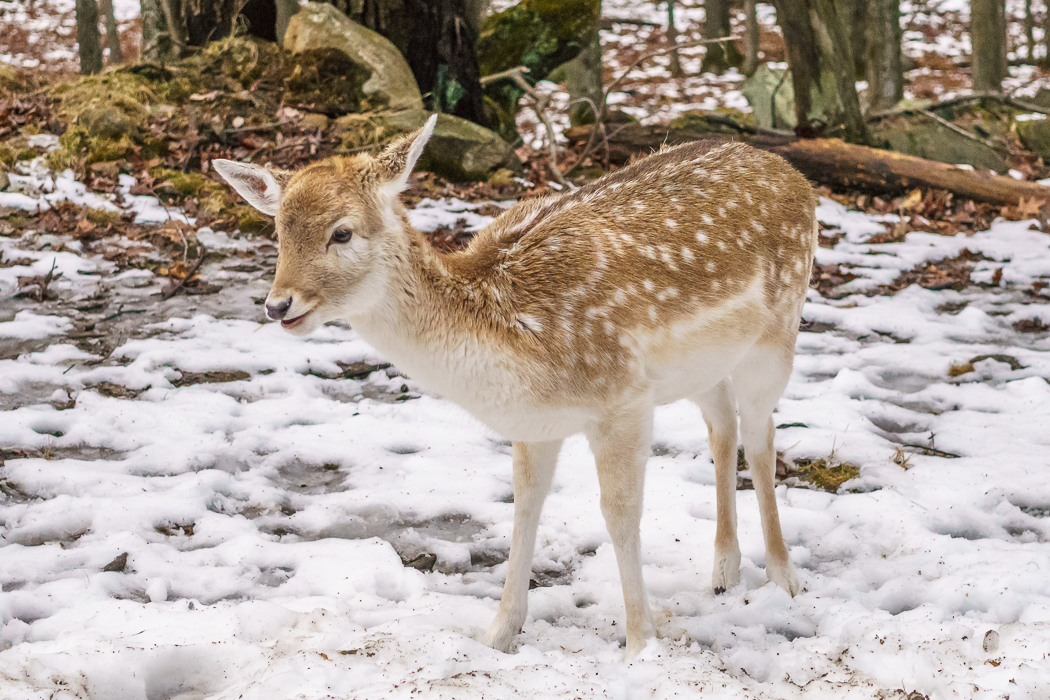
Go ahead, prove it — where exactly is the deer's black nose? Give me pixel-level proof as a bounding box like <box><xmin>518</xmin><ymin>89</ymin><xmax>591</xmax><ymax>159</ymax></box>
<box><xmin>266</xmin><ymin>296</ymin><xmax>293</xmax><ymax>320</ymax></box>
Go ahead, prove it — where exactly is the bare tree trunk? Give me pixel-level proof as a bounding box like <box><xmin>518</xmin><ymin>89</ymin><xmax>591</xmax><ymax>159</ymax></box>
<box><xmin>77</xmin><ymin>0</ymin><xmax>103</xmax><ymax>75</ymax></box>
<box><xmin>100</xmin><ymin>0</ymin><xmax>123</xmax><ymax>64</ymax></box>
<box><xmin>971</xmin><ymin>0</ymin><xmax>1007</xmax><ymax>91</ymax></box>
<box><xmin>742</xmin><ymin>0</ymin><xmax>759</xmax><ymax>76</ymax></box>
<box><xmin>140</xmin><ymin>0</ymin><xmax>239</xmax><ymax>63</ymax></box>
<box><xmin>702</xmin><ymin>0</ymin><xmax>743</xmax><ymax>73</ymax></box>
<box><xmin>1025</xmin><ymin>0</ymin><xmax>1035</xmax><ymax>62</ymax></box>
<box><xmin>1045</xmin><ymin>0</ymin><xmax>1050</xmax><ymax>67</ymax></box>
<box><xmin>844</xmin><ymin>0</ymin><xmax>867</xmax><ymax>78</ymax></box>
<box><xmin>865</xmin><ymin>0</ymin><xmax>903</xmax><ymax>111</ymax></box>
<box><xmin>772</xmin><ymin>0</ymin><xmax>868</xmax><ymax>143</ymax></box>
<box><xmin>561</xmin><ymin>25</ymin><xmax>604</xmax><ymax>125</ymax></box>
<box><xmin>667</xmin><ymin>0</ymin><xmax>683</xmax><ymax>78</ymax></box>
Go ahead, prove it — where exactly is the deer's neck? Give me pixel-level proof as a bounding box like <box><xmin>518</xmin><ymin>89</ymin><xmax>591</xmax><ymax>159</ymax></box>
<box><xmin>346</xmin><ymin>220</ymin><xmax>520</xmax><ymax>403</ymax></box>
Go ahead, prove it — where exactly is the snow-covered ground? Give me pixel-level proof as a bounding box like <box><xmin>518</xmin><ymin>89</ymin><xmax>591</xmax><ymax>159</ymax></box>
<box><xmin>2</xmin><ymin>160</ymin><xmax>1050</xmax><ymax>699</ymax></box>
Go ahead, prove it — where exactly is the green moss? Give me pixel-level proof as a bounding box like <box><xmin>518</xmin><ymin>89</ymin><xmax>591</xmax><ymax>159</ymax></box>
<box><xmin>477</xmin><ymin>0</ymin><xmax>600</xmax><ymax>141</ymax></box>
<box><xmin>668</xmin><ymin>112</ymin><xmax>754</xmax><ymax>133</ymax></box>
<box><xmin>0</xmin><ymin>143</ymin><xmax>14</xmax><ymax>167</ymax></box>
<box><xmin>51</xmin><ymin>71</ymin><xmax>153</xmax><ymax>136</ymax></box>
<box><xmin>49</xmin><ymin>127</ymin><xmax>138</xmax><ymax>169</ymax></box>
<box><xmin>86</xmin><ymin>208</ymin><xmax>122</xmax><ymax>225</ymax></box>
<box><xmin>795</xmin><ymin>458</ymin><xmax>860</xmax><ymax>493</ymax></box>
<box><xmin>150</xmin><ymin>168</ymin><xmax>217</xmax><ymax>198</ymax></box>
<box><xmin>0</xmin><ymin>66</ymin><xmax>37</xmax><ymax>94</ymax></box>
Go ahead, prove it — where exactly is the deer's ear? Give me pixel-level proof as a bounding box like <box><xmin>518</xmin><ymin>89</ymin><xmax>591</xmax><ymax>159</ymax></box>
<box><xmin>212</xmin><ymin>160</ymin><xmax>290</xmax><ymax>216</ymax></box>
<box><xmin>376</xmin><ymin>114</ymin><xmax>437</xmax><ymax>192</ymax></box>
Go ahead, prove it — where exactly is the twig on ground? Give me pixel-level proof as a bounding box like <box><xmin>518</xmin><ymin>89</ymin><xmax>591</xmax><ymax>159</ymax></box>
<box><xmin>225</xmin><ymin>122</ymin><xmax>281</xmax><ymax>135</ymax></box>
<box><xmin>160</xmin><ymin>244</ymin><xmax>207</xmax><ymax>300</ymax></box>
<box><xmin>38</xmin><ymin>258</ymin><xmax>59</xmax><ymax>302</ymax></box>
<box><xmin>99</xmin><ymin>307</ymin><xmax>148</xmax><ymax>323</ymax></box>
<box><xmin>901</xmin><ymin>443</ymin><xmax>962</xmax><ymax>458</ymax></box>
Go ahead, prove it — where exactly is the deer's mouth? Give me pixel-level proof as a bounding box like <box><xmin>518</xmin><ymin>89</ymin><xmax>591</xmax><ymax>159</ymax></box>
<box><xmin>281</xmin><ymin>311</ymin><xmax>311</xmax><ymax>329</ymax></box>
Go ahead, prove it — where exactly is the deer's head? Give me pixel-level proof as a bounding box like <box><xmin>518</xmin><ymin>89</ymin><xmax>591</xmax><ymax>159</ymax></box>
<box><xmin>214</xmin><ymin>115</ymin><xmax>437</xmax><ymax>335</ymax></box>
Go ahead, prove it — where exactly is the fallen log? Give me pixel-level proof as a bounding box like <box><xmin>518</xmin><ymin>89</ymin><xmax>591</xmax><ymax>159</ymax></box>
<box><xmin>565</xmin><ymin>124</ymin><xmax>1050</xmax><ymax>207</ymax></box>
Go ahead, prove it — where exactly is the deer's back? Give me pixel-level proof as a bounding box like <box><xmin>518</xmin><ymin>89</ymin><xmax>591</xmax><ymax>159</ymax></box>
<box><xmin>438</xmin><ymin>141</ymin><xmax>817</xmax><ymax>408</ymax></box>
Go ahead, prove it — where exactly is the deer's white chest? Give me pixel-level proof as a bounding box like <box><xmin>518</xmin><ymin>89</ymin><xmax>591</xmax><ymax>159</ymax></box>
<box><xmin>349</xmin><ymin>316</ymin><xmax>597</xmax><ymax>441</ymax></box>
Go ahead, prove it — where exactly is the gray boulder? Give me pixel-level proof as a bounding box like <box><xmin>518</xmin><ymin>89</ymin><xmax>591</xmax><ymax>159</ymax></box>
<box><xmin>871</xmin><ymin>118</ymin><xmax>1008</xmax><ymax>173</ymax></box>
<box><xmin>742</xmin><ymin>65</ymin><xmax>797</xmax><ymax>130</ymax></box>
<box><xmin>334</xmin><ymin>110</ymin><xmax>522</xmax><ymax>181</ymax></box>
<box><xmin>1017</xmin><ymin>116</ymin><xmax>1050</xmax><ymax>159</ymax></box>
<box><xmin>284</xmin><ymin>3</ymin><xmax>423</xmax><ymax>112</ymax></box>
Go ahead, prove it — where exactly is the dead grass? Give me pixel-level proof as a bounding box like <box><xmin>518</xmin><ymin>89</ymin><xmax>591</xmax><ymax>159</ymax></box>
<box><xmin>794</xmin><ymin>457</ymin><xmax>860</xmax><ymax>493</ymax></box>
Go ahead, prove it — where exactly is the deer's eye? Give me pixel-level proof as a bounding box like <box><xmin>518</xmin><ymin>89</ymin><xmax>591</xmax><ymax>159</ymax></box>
<box><xmin>330</xmin><ymin>228</ymin><xmax>353</xmax><ymax>244</ymax></box>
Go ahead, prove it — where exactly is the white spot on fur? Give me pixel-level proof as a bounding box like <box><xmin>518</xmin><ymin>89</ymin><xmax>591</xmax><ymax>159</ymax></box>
<box><xmin>706</xmin><ymin>261</ymin><xmax>716</xmax><ymax>272</ymax></box>
<box><xmin>681</xmin><ymin>247</ymin><xmax>694</xmax><ymax>263</ymax></box>
<box><xmin>642</xmin><ymin>279</ymin><xmax>655</xmax><ymax>292</ymax></box>
<box><xmin>696</xmin><ymin>231</ymin><xmax>708</xmax><ymax>244</ymax></box>
<box><xmin>518</xmin><ymin>314</ymin><xmax>543</xmax><ymax>333</ymax></box>
<box><xmin>665</xmin><ymin>218</ymin><xmax>678</xmax><ymax>229</ymax></box>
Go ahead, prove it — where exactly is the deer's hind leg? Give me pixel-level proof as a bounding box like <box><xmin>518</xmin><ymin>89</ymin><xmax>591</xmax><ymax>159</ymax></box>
<box><xmin>483</xmin><ymin>439</ymin><xmax>562</xmax><ymax>652</ymax></box>
<box><xmin>586</xmin><ymin>404</ymin><xmax>658</xmax><ymax>658</ymax></box>
<box><xmin>732</xmin><ymin>341</ymin><xmax>799</xmax><ymax>596</ymax></box>
<box><xmin>693</xmin><ymin>380</ymin><xmax>742</xmax><ymax>594</ymax></box>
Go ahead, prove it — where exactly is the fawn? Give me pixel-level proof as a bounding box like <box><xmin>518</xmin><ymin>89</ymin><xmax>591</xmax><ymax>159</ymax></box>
<box><xmin>215</xmin><ymin>115</ymin><xmax>817</xmax><ymax>657</ymax></box>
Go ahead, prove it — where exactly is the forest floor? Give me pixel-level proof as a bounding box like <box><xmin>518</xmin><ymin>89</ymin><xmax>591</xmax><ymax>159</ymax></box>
<box><xmin>1</xmin><ymin>2</ymin><xmax>1050</xmax><ymax>700</ymax></box>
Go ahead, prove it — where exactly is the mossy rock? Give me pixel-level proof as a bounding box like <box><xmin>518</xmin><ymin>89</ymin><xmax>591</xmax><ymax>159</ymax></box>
<box><xmin>46</xmin><ymin>36</ymin><xmax>372</xmax><ymax>172</ymax></box>
<box><xmin>741</xmin><ymin>65</ymin><xmax>797</xmax><ymax>131</ymax></box>
<box><xmin>335</xmin><ymin>110</ymin><xmax>522</xmax><ymax>181</ymax></box>
<box><xmin>284</xmin><ymin>48</ymin><xmax>371</xmax><ymax>114</ymax></box>
<box><xmin>284</xmin><ymin>2</ymin><xmax>422</xmax><ymax>111</ymax></box>
<box><xmin>477</xmin><ymin>0</ymin><xmax>600</xmax><ymax>141</ymax></box>
<box><xmin>51</xmin><ymin>71</ymin><xmax>154</xmax><ymax>138</ymax></box>
<box><xmin>0</xmin><ymin>66</ymin><xmax>39</xmax><ymax>94</ymax></box>
<box><xmin>870</xmin><ymin>116</ymin><xmax>1008</xmax><ymax>173</ymax></box>
<box><xmin>1016</xmin><ymin>116</ymin><xmax>1050</xmax><ymax>158</ymax></box>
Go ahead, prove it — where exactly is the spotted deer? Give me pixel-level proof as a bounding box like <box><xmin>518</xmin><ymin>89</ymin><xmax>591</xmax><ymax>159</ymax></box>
<box><xmin>214</xmin><ymin>114</ymin><xmax>818</xmax><ymax>657</ymax></box>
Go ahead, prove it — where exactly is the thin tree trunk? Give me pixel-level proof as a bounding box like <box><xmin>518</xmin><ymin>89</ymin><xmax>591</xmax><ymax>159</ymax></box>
<box><xmin>100</xmin><ymin>0</ymin><xmax>123</xmax><ymax>64</ymax></box>
<box><xmin>1045</xmin><ymin>0</ymin><xmax>1050</xmax><ymax>67</ymax></box>
<box><xmin>971</xmin><ymin>0</ymin><xmax>1007</xmax><ymax>91</ymax></box>
<box><xmin>772</xmin><ymin>0</ymin><xmax>868</xmax><ymax>143</ymax></box>
<box><xmin>563</xmin><ymin>25</ymin><xmax>604</xmax><ymax>125</ymax></box>
<box><xmin>742</xmin><ymin>0</ymin><xmax>759</xmax><ymax>76</ymax></box>
<box><xmin>1025</xmin><ymin>0</ymin><xmax>1035</xmax><ymax>62</ymax></box>
<box><xmin>702</xmin><ymin>0</ymin><xmax>742</xmax><ymax>73</ymax></box>
<box><xmin>844</xmin><ymin>0</ymin><xmax>867</xmax><ymax>78</ymax></box>
<box><xmin>866</xmin><ymin>0</ymin><xmax>903</xmax><ymax>111</ymax></box>
<box><xmin>667</xmin><ymin>0</ymin><xmax>683</xmax><ymax>78</ymax></box>
<box><xmin>77</xmin><ymin>0</ymin><xmax>103</xmax><ymax>74</ymax></box>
